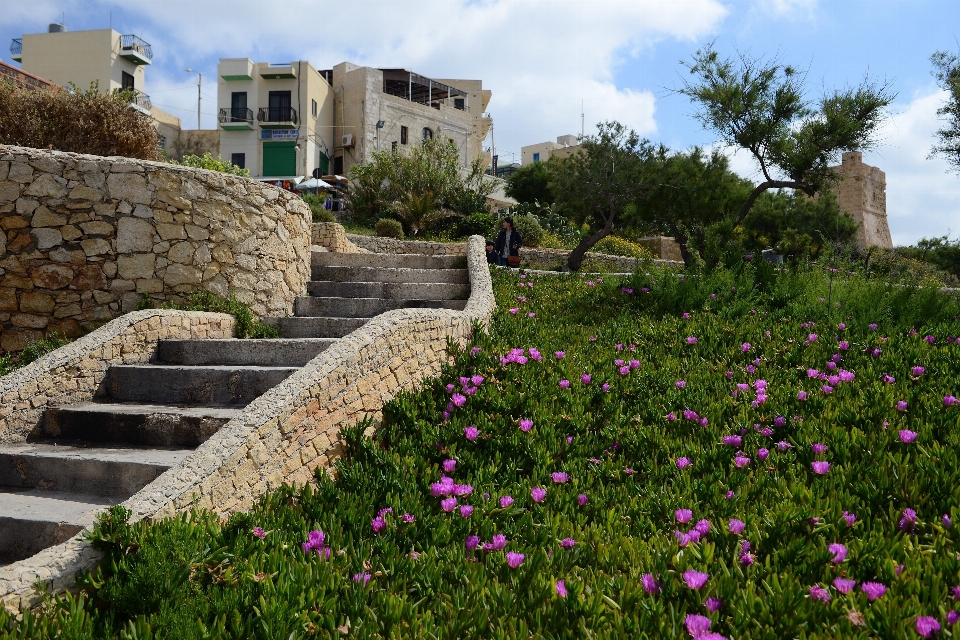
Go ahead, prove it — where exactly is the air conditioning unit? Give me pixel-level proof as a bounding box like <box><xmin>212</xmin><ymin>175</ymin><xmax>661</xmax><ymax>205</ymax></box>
<box><xmin>341</xmin><ymin>133</ymin><xmax>355</xmax><ymax>148</ymax></box>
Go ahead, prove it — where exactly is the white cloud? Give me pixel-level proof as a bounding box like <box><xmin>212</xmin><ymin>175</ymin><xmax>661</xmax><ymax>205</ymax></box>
<box><xmin>95</xmin><ymin>0</ymin><xmax>727</xmax><ymax>151</ymax></box>
<box><xmin>752</xmin><ymin>0</ymin><xmax>818</xmax><ymax>19</ymax></box>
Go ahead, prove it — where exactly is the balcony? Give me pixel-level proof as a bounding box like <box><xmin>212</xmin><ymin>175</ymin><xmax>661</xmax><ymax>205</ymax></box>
<box><xmin>219</xmin><ymin>107</ymin><xmax>254</xmax><ymax>130</ymax></box>
<box><xmin>10</xmin><ymin>38</ymin><xmax>22</xmax><ymax>62</ymax></box>
<box><xmin>118</xmin><ymin>35</ymin><xmax>152</xmax><ymax>65</ymax></box>
<box><xmin>124</xmin><ymin>89</ymin><xmax>152</xmax><ymax>115</ymax></box>
<box><xmin>259</xmin><ymin>63</ymin><xmax>296</xmax><ymax>79</ymax></box>
<box><xmin>257</xmin><ymin>107</ymin><xmax>298</xmax><ymax>129</ymax></box>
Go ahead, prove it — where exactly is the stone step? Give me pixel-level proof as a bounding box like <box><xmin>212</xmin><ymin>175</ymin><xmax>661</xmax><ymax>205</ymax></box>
<box><xmin>307</xmin><ymin>280</ymin><xmax>470</xmax><ymax>301</ymax></box>
<box><xmin>0</xmin><ymin>488</ymin><xmax>113</xmax><ymax>564</ymax></box>
<box><xmin>294</xmin><ymin>297</ymin><xmax>468</xmax><ymax>318</ymax></box>
<box><xmin>0</xmin><ymin>442</ymin><xmax>188</xmax><ymax>498</ymax></box>
<box><xmin>157</xmin><ymin>338</ymin><xmax>336</xmax><ymax>367</ymax></box>
<box><xmin>42</xmin><ymin>402</ymin><xmax>241</xmax><ymax>447</ymax></box>
<box><xmin>312</xmin><ymin>265</ymin><xmax>470</xmax><ymax>284</ymax></box>
<box><xmin>107</xmin><ymin>365</ymin><xmax>298</xmax><ymax>405</ymax></box>
<box><xmin>263</xmin><ymin>316</ymin><xmax>368</xmax><ymax>339</ymax></box>
<box><xmin>312</xmin><ymin>251</ymin><xmax>464</xmax><ymax>270</ymax></box>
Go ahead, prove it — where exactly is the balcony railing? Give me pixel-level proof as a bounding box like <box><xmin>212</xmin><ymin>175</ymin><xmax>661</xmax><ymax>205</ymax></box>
<box><xmin>119</xmin><ymin>35</ymin><xmax>153</xmax><ymax>64</ymax></box>
<box><xmin>10</xmin><ymin>38</ymin><xmax>22</xmax><ymax>61</ymax></box>
<box><xmin>121</xmin><ymin>89</ymin><xmax>152</xmax><ymax>113</ymax></box>
<box><xmin>257</xmin><ymin>107</ymin><xmax>298</xmax><ymax>125</ymax></box>
<box><xmin>219</xmin><ymin>107</ymin><xmax>254</xmax><ymax>124</ymax></box>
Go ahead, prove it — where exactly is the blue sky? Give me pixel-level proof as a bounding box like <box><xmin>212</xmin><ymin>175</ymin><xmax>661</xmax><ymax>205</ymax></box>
<box><xmin>2</xmin><ymin>0</ymin><xmax>959</xmax><ymax>245</ymax></box>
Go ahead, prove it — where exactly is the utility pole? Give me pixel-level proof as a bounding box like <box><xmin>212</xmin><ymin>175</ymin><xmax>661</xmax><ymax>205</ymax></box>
<box><xmin>185</xmin><ymin>69</ymin><xmax>201</xmax><ymax>129</ymax></box>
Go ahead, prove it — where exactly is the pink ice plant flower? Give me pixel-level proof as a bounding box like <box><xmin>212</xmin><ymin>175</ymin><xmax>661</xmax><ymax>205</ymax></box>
<box><xmin>829</xmin><ymin>543</ymin><xmax>848</xmax><ymax>563</ymax></box>
<box><xmin>581</xmin><ymin>374</ymin><xmax>592</xmax><ymax>384</ymax></box>
<box><xmin>577</xmin><ymin>494</ymin><xmax>588</xmax><ymax>506</ymax></box>
<box><xmin>519</xmin><ymin>419</ymin><xmax>533</xmax><ymax>432</ymax></box>
<box><xmin>371</xmin><ymin>517</ymin><xmax>387</xmax><ymax>534</ymax></box>
<box><xmin>729</xmin><ymin>519</ymin><xmax>746</xmax><ymax>534</ymax></box>
<box><xmin>897</xmin><ymin>400</ymin><xmax>908</xmax><ymax>412</ymax></box>
<box><xmin>551</xmin><ymin>472</ymin><xmax>569</xmax><ymax>483</ymax></box>
<box><xmin>531</xmin><ymin>487</ymin><xmax>547</xmax><ymax>502</ymax></box>
<box><xmin>833</xmin><ymin>578</ymin><xmax>856</xmax><ymax>594</ymax></box>
<box><xmin>464</xmin><ymin>426</ymin><xmax>478</xmax><ymax>441</ymax></box>
<box><xmin>499</xmin><ymin>495</ymin><xmax>514</xmax><ymax>508</ymax></box>
<box><xmin>561</xmin><ymin>537</ymin><xmax>576</xmax><ymax>549</ymax></box>
<box><xmin>555</xmin><ymin>580</ymin><xmax>568</xmax><ymax>598</ymax></box>
<box><xmin>734</xmin><ymin>454</ymin><xmax>751</xmax><ymax>468</ymax></box>
<box><xmin>641</xmin><ymin>573</ymin><xmax>661</xmax><ymax>594</ymax></box>
<box><xmin>483</xmin><ymin>534</ymin><xmax>507</xmax><ymax>551</ymax></box>
<box><xmin>811</xmin><ymin>461</ymin><xmax>831</xmax><ymax>475</ymax></box>
<box><xmin>861</xmin><ymin>582</ymin><xmax>887</xmax><ymax>601</ymax></box>
<box><xmin>506</xmin><ymin>552</ymin><xmax>525</xmax><ymax>568</ymax></box>
<box><xmin>686</xmin><ymin>336</ymin><xmax>698</xmax><ymax>344</ymax></box>
<box><xmin>676</xmin><ymin>509</ymin><xmax>693</xmax><ymax>523</ymax></box>
<box><xmin>460</xmin><ymin>505</ymin><xmax>474</xmax><ymax>518</ymax></box>
<box><xmin>443</xmin><ymin>459</ymin><xmax>457</xmax><ymax>472</ymax></box>
<box><xmin>900</xmin><ymin>430</ymin><xmax>918</xmax><ymax>443</ymax></box>
<box><xmin>441</xmin><ymin>497</ymin><xmax>457</xmax><ymax>512</ymax></box>
<box><xmin>253</xmin><ymin>527</ymin><xmax>266</xmax><ymax>539</ymax></box>
<box><xmin>916</xmin><ymin>617</ymin><xmax>941</xmax><ymax>637</ymax></box>
<box><xmin>555</xmin><ymin>351</ymin><xmax>565</xmax><ymax>359</ymax></box>
<box><xmin>683</xmin><ymin>570</ymin><xmax>709</xmax><ymax>590</ymax></box>
<box><xmin>353</xmin><ymin>572</ymin><xmax>371</xmax><ymax>586</ymax></box>
<box><xmin>811</xmin><ymin>443</ymin><xmax>827</xmax><ymax>455</ymax></box>
<box><xmin>559</xmin><ymin>379</ymin><xmax>570</xmax><ymax>388</ymax></box>
<box><xmin>676</xmin><ymin>457</ymin><xmax>692</xmax><ymax>470</ymax></box>
<box><xmin>809</xmin><ymin>585</ymin><xmax>831</xmax><ymax>602</ymax></box>
<box><xmin>843</xmin><ymin>511</ymin><xmax>857</xmax><ymax>527</ymax></box>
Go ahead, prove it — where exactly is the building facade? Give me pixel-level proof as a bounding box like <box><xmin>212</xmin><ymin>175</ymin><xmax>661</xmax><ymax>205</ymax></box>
<box><xmin>216</xmin><ymin>59</ymin><xmax>334</xmax><ymax>182</ymax></box>
<box><xmin>830</xmin><ymin>152</ymin><xmax>893</xmax><ymax>249</ymax></box>
<box><xmin>521</xmin><ymin>134</ymin><xmax>579</xmax><ymax>165</ymax></box>
<box><xmin>216</xmin><ymin>59</ymin><xmax>492</xmax><ymax>181</ymax></box>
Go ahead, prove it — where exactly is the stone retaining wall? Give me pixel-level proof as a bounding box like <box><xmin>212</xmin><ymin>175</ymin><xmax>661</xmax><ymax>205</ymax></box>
<box><xmin>312</xmin><ymin>222</ymin><xmax>368</xmax><ymax>253</ymax></box>
<box><xmin>346</xmin><ymin>233</ymin><xmax>465</xmax><ymax>256</ymax></box>
<box><xmin>0</xmin><ymin>146</ymin><xmax>311</xmax><ymax>352</ymax></box>
<box><xmin>0</xmin><ymin>236</ymin><xmax>494</xmax><ymax>613</ymax></box>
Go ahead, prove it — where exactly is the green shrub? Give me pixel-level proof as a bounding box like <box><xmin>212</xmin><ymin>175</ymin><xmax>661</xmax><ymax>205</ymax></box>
<box><xmin>303</xmin><ymin>194</ymin><xmax>337</xmax><ymax>223</ymax></box>
<box><xmin>455</xmin><ymin>212</ymin><xmax>498</xmax><ymax>239</ymax></box>
<box><xmin>0</xmin><ymin>80</ymin><xmax>161</xmax><ymax>160</ymax></box>
<box><xmin>141</xmin><ymin>290</ymin><xmax>279</xmax><ymax>339</ymax></box>
<box><xmin>171</xmin><ymin>152</ymin><xmax>249</xmax><ymax>177</ymax></box>
<box><xmin>375</xmin><ymin>218</ymin><xmax>405</xmax><ymax>239</ymax></box>
<box><xmin>511</xmin><ymin>214</ymin><xmax>544</xmax><ymax>248</ymax></box>
<box><xmin>590</xmin><ymin>235</ymin><xmax>655</xmax><ymax>260</ymax></box>
<box><xmin>0</xmin><ymin>333</ymin><xmax>72</xmax><ymax>376</ymax></box>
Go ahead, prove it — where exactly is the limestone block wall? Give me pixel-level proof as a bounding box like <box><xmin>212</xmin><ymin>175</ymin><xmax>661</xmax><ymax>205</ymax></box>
<box><xmin>0</xmin><ymin>145</ymin><xmax>311</xmax><ymax>352</ymax></box>
<box><xmin>312</xmin><ymin>222</ymin><xmax>368</xmax><ymax>253</ymax></box>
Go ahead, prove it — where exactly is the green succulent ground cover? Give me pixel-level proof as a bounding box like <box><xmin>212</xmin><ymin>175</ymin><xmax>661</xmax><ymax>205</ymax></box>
<box><xmin>4</xmin><ymin>262</ymin><xmax>960</xmax><ymax>639</ymax></box>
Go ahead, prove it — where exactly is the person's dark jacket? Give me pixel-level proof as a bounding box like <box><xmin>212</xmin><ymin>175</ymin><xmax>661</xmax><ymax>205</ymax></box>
<box><xmin>486</xmin><ymin>245</ymin><xmax>498</xmax><ymax>264</ymax></box>
<box><xmin>494</xmin><ymin>228</ymin><xmax>523</xmax><ymax>257</ymax></box>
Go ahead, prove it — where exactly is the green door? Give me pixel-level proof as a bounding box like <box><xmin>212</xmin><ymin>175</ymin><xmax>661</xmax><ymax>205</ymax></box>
<box><xmin>262</xmin><ymin>141</ymin><xmax>296</xmax><ymax>176</ymax></box>
<box><xmin>318</xmin><ymin>153</ymin><xmax>329</xmax><ymax>175</ymax></box>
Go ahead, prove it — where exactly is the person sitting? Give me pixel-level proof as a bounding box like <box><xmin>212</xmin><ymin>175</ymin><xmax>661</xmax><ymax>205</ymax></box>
<box><xmin>493</xmin><ymin>217</ymin><xmax>522</xmax><ymax>267</ymax></box>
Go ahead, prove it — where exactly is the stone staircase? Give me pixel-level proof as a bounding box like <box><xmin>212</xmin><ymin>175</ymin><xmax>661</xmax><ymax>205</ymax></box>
<box><xmin>0</xmin><ymin>251</ymin><xmax>469</xmax><ymax>565</ymax></box>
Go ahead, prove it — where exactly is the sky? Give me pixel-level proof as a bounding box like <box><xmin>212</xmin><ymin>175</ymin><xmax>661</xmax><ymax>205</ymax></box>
<box><xmin>2</xmin><ymin>0</ymin><xmax>959</xmax><ymax>245</ymax></box>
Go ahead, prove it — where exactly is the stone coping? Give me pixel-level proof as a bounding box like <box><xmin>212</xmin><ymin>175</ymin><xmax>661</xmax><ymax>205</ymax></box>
<box><xmin>0</xmin><ymin>236</ymin><xmax>493</xmax><ymax>613</ymax></box>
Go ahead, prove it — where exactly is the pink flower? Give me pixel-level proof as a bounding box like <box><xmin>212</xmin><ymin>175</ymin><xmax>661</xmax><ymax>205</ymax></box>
<box><xmin>722</xmin><ymin>435</ymin><xmax>742</xmax><ymax>447</ymax></box>
<box><xmin>519</xmin><ymin>419</ymin><xmax>533</xmax><ymax>432</ymax></box>
<box><xmin>685</xmin><ymin>614</ymin><xmax>713</xmax><ymax>636</ymax></box>
<box><xmin>797</xmin><ymin>391</ymin><xmax>808</xmax><ymax>400</ymax></box>
<box><xmin>551</xmin><ymin>472</ymin><xmax>569</xmax><ymax>483</ymax></box>
<box><xmin>555</xmin><ymin>351</ymin><xmax>565</xmax><ymax>359</ymax></box>
<box><xmin>602</xmin><ymin>383</ymin><xmax>611</xmax><ymax>392</ymax></box>
<box><xmin>666</xmin><ymin>412</ymin><xmax>677</xmax><ymax>421</ymax></box>
<box><xmin>776</xmin><ymin>441</ymin><xmax>792</xmax><ymax>451</ymax></box>
<box><xmin>460</xmin><ymin>505</ymin><xmax>474</xmax><ymax>518</ymax></box>
<box><xmin>945</xmin><ymin>395</ymin><xmax>958</xmax><ymax>406</ymax></box>
<box><xmin>402</xmin><ymin>513</ymin><xmax>415</xmax><ymax>523</ymax></box>
<box><xmin>443</xmin><ymin>459</ymin><xmax>457</xmax><ymax>472</ymax></box>
<box><xmin>619</xmin><ymin>366</ymin><xmax>630</xmax><ymax>375</ymax></box>
<box><xmin>811</xmin><ymin>443</ymin><xmax>827</xmax><ymax>455</ymax></box>
<box><xmin>948</xmin><ymin>611</ymin><xmax>960</xmax><ymax>626</ymax></box>
<box><xmin>641</xmin><ymin>573</ymin><xmax>661</xmax><ymax>594</ymax></box>
<box><xmin>531</xmin><ymin>487</ymin><xmax>546</xmax><ymax>502</ymax></box>
<box><xmin>451</xmin><ymin>393</ymin><xmax>466</xmax><ymax>407</ymax></box>
<box><xmin>464</xmin><ymin>426</ymin><xmax>478</xmax><ymax>441</ymax></box>
<box><xmin>577</xmin><ymin>494</ymin><xmax>588</xmax><ymax>506</ymax></box>
<box><xmin>843</xmin><ymin>511</ymin><xmax>856</xmax><ymax>527</ymax></box>
<box><xmin>734</xmin><ymin>454</ymin><xmax>751</xmax><ymax>468</ymax></box>
<box><xmin>686</xmin><ymin>336</ymin><xmax>698</xmax><ymax>344</ymax></box>
<box><xmin>917</xmin><ymin>617</ymin><xmax>941</xmax><ymax>637</ymax></box>
<box><xmin>861</xmin><ymin>581</ymin><xmax>887</xmax><ymax>601</ymax></box>
<box><xmin>676</xmin><ymin>509</ymin><xmax>693</xmax><ymax>523</ymax></box>
<box><xmin>828</xmin><ymin>543</ymin><xmax>847</xmax><ymax>563</ymax></box>
<box><xmin>527</xmin><ymin>312</ymin><xmax>535</xmax><ymax>318</ymax></box>
<box><xmin>811</xmin><ymin>461</ymin><xmax>831</xmax><ymax>475</ymax></box>
<box><xmin>899</xmin><ymin>430</ymin><xmax>918</xmax><ymax>443</ymax></box>
<box><xmin>371</xmin><ymin>517</ymin><xmax>387</xmax><ymax>533</ymax></box>
<box><xmin>499</xmin><ymin>495</ymin><xmax>514</xmax><ymax>508</ymax></box>
<box><xmin>883</xmin><ymin>374</ymin><xmax>896</xmax><ymax>384</ymax></box>
<box><xmin>483</xmin><ymin>534</ymin><xmax>507</xmax><ymax>551</ymax></box>
<box><xmin>556</xmin><ymin>580</ymin><xmax>568</xmax><ymax>598</ymax></box>
<box><xmin>729</xmin><ymin>519</ymin><xmax>746</xmax><ymax>534</ymax></box>
<box><xmin>465</xmin><ymin>535</ymin><xmax>480</xmax><ymax>551</ymax></box>
<box><xmin>683</xmin><ymin>570</ymin><xmax>709</xmax><ymax>590</ymax></box>
<box><xmin>757</xmin><ymin>447</ymin><xmax>769</xmax><ymax>461</ymax></box>
<box><xmin>676</xmin><ymin>457</ymin><xmax>692</xmax><ymax>470</ymax></box>
<box><xmin>506</xmin><ymin>552</ymin><xmax>524</xmax><ymax>568</ymax></box>
<box><xmin>470</xmin><ymin>346</ymin><xmax>482</xmax><ymax>356</ymax></box>
<box><xmin>559</xmin><ymin>379</ymin><xmax>570</xmax><ymax>388</ymax></box>
<box><xmin>676</xmin><ymin>380</ymin><xmax>686</xmax><ymax>389</ymax></box>
<box><xmin>706</xmin><ymin>597</ymin><xmax>723</xmax><ymax>613</ymax></box>
<box><xmin>561</xmin><ymin>537</ymin><xmax>576</xmax><ymax>549</ymax></box>
<box><xmin>509</xmin><ymin>308</ymin><xmax>519</xmax><ymax>314</ymax></box>
<box><xmin>353</xmin><ymin>572</ymin><xmax>371</xmax><ymax>586</ymax></box>
<box><xmin>441</xmin><ymin>497</ymin><xmax>457</xmax><ymax>512</ymax></box>
<box><xmin>833</xmin><ymin>577</ymin><xmax>856</xmax><ymax>594</ymax></box>
<box><xmin>253</xmin><ymin>527</ymin><xmax>266</xmax><ymax>539</ymax></box>
<box><xmin>911</xmin><ymin>366</ymin><xmax>926</xmax><ymax>376</ymax></box>
<box><xmin>822</xmin><ymin>385</ymin><xmax>833</xmax><ymax>394</ymax></box>
<box><xmin>897</xmin><ymin>400</ymin><xmax>908</xmax><ymax>412</ymax></box>
<box><xmin>900</xmin><ymin>508</ymin><xmax>917</xmax><ymax>532</ymax></box>
<box><xmin>581</xmin><ymin>374</ymin><xmax>592</xmax><ymax>384</ymax></box>
<box><xmin>741</xmin><ymin>343</ymin><xmax>751</xmax><ymax>352</ymax></box>
<box><xmin>809</xmin><ymin>585</ymin><xmax>831</xmax><ymax>602</ymax></box>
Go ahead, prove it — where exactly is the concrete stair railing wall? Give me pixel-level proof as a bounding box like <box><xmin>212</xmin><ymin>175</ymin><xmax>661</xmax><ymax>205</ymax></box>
<box><xmin>0</xmin><ymin>234</ymin><xmax>494</xmax><ymax>613</ymax></box>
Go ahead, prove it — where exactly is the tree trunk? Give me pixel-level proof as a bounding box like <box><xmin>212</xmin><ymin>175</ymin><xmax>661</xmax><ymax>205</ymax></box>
<box><xmin>566</xmin><ymin>221</ymin><xmax>614</xmax><ymax>272</ymax></box>
<box><xmin>669</xmin><ymin>225</ymin><xmax>692</xmax><ymax>266</ymax></box>
<box><xmin>735</xmin><ymin>179</ymin><xmax>815</xmax><ymax>226</ymax></box>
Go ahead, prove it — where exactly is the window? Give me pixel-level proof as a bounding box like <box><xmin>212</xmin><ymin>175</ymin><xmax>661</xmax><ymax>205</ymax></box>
<box><xmin>231</xmin><ymin>153</ymin><xmax>246</xmax><ymax>169</ymax></box>
<box><xmin>312</xmin><ymin>99</ymin><xmax>318</xmax><ymax>118</ymax></box>
<box><xmin>121</xmin><ymin>71</ymin><xmax>134</xmax><ymax>91</ymax></box>
<box><xmin>231</xmin><ymin>92</ymin><xmax>247</xmax><ymax>121</ymax></box>
<box><xmin>268</xmin><ymin>90</ymin><xmax>292</xmax><ymax>121</ymax></box>
<box><xmin>400</xmin><ymin>126</ymin><xmax>408</xmax><ymax>145</ymax></box>
<box><xmin>422</xmin><ymin>127</ymin><xmax>433</xmax><ymax>140</ymax></box>
<box><xmin>533</xmin><ymin>152</ymin><xmax>540</xmax><ymax>162</ymax></box>
<box><xmin>454</xmin><ymin>98</ymin><xmax>465</xmax><ymax>110</ymax></box>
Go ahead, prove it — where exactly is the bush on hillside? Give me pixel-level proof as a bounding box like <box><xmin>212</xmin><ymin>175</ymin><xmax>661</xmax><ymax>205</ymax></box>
<box><xmin>375</xmin><ymin>218</ymin><xmax>405</xmax><ymax>239</ymax></box>
<box><xmin>455</xmin><ymin>212</ymin><xmax>498</xmax><ymax>240</ymax></box>
<box><xmin>171</xmin><ymin>152</ymin><xmax>250</xmax><ymax>177</ymax></box>
<box><xmin>0</xmin><ymin>80</ymin><xmax>161</xmax><ymax>160</ymax></box>
<box><xmin>590</xmin><ymin>235</ymin><xmax>655</xmax><ymax>260</ymax></box>
<box><xmin>511</xmin><ymin>214</ymin><xmax>544</xmax><ymax>248</ymax></box>
<box><xmin>303</xmin><ymin>193</ymin><xmax>336</xmax><ymax>223</ymax></box>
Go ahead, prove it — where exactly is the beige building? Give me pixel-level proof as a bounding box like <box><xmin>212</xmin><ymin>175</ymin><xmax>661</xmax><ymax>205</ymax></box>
<box><xmin>830</xmin><ymin>152</ymin><xmax>893</xmax><ymax>248</ymax></box>
<box><xmin>217</xmin><ymin>59</ymin><xmax>334</xmax><ymax>181</ymax></box>
<box><xmin>521</xmin><ymin>134</ymin><xmax>579</xmax><ymax>165</ymax></box>
<box><xmin>8</xmin><ymin>23</ymin><xmax>196</xmax><ymax>160</ymax></box>
<box><xmin>216</xmin><ymin>59</ymin><xmax>492</xmax><ymax>181</ymax></box>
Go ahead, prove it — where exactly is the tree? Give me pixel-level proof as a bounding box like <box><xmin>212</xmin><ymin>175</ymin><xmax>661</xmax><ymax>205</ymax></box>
<box><xmin>633</xmin><ymin>147</ymin><xmax>752</xmax><ymax>265</ymax></box>
<box><xmin>550</xmin><ymin>122</ymin><xmax>656</xmax><ymax>271</ymax></box>
<box><xmin>675</xmin><ymin>45</ymin><xmax>894</xmax><ymax>225</ymax></box>
<box><xmin>505</xmin><ymin>161</ymin><xmax>554</xmax><ymax>204</ymax></box>
<box><xmin>930</xmin><ymin>49</ymin><xmax>960</xmax><ymax>173</ymax></box>
<box><xmin>739</xmin><ymin>189</ymin><xmax>858</xmax><ymax>259</ymax></box>
<box><xmin>345</xmin><ymin>138</ymin><xmax>494</xmax><ymax>234</ymax></box>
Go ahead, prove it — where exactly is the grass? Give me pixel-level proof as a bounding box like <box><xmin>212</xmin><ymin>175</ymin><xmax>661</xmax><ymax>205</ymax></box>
<box><xmin>4</xmin><ymin>260</ymin><xmax>960</xmax><ymax>639</ymax></box>
<box><xmin>0</xmin><ymin>333</ymin><xmax>72</xmax><ymax>377</ymax></box>
<box><xmin>137</xmin><ymin>290</ymin><xmax>280</xmax><ymax>339</ymax></box>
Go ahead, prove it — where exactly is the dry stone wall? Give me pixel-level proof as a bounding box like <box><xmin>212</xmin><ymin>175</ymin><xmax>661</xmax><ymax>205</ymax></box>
<box><xmin>0</xmin><ymin>145</ymin><xmax>311</xmax><ymax>352</ymax></box>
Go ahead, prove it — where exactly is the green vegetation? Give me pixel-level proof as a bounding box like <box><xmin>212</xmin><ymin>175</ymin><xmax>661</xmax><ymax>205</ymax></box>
<box><xmin>303</xmin><ymin>194</ymin><xmax>337</xmax><ymax>223</ymax></box>
<box><xmin>374</xmin><ymin>218</ymin><xmax>404</xmax><ymax>239</ymax></box>
<box><xmin>930</xmin><ymin>48</ymin><xmax>960</xmax><ymax>173</ymax></box>
<box><xmin>505</xmin><ymin>160</ymin><xmax>555</xmax><ymax>204</ymax></box>
<box><xmin>6</xmin><ymin>260</ymin><xmax>960</xmax><ymax>638</ymax></box>
<box><xmin>138</xmin><ymin>290</ymin><xmax>279</xmax><ymax>339</ymax></box>
<box><xmin>0</xmin><ymin>333</ymin><xmax>72</xmax><ymax>376</ymax></box>
<box><xmin>0</xmin><ymin>80</ymin><xmax>161</xmax><ymax>161</ymax></box>
<box><xmin>170</xmin><ymin>153</ymin><xmax>250</xmax><ymax>178</ymax></box>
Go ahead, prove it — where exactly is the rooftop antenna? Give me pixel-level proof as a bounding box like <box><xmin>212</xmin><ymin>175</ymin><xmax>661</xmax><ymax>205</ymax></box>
<box><xmin>581</xmin><ymin>99</ymin><xmax>584</xmax><ymax>140</ymax></box>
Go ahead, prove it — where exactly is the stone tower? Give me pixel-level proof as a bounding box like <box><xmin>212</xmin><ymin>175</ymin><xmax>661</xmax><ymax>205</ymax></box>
<box><xmin>830</xmin><ymin>151</ymin><xmax>893</xmax><ymax>248</ymax></box>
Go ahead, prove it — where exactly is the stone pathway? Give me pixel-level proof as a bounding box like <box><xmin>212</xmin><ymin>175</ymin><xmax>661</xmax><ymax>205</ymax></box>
<box><xmin>0</xmin><ymin>251</ymin><xmax>469</xmax><ymax>565</ymax></box>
